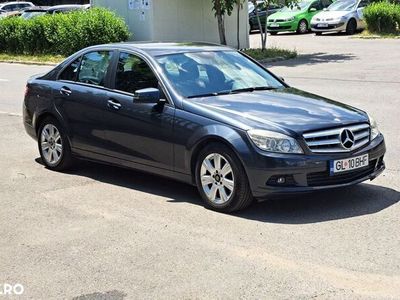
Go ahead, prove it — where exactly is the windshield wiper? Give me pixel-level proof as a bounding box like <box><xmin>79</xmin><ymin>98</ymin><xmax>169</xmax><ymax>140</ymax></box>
<box><xmin>229</xmin><ymin>86</ymin><xmax>279</xmax><ymax>94</ymax></box>
<box><xmin>187</xmin><ymin>86</ymin><xmax>278</xmax><ymax>99</ymax></box>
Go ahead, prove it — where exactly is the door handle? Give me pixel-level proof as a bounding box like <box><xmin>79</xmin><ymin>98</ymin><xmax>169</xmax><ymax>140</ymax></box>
<box><xmin>107</xmin><ymin>99</ymin><xmax>122</xmax><ymax>110</ymax></box>
<box><xmin>60</xmin><ymin>87</ymin><xmax>72</xmax><ymax>96</ymax></box>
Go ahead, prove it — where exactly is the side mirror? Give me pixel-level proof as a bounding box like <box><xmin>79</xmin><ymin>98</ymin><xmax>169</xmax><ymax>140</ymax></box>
<box><xmin>133</xmin><ymin>88</ymin><xmax>161</xmax><ymax>103</ymax></box>
<box><xmin>309</xmin><ymin>7</ymin><xmax>317</xmax><ymax>12</ymax></box>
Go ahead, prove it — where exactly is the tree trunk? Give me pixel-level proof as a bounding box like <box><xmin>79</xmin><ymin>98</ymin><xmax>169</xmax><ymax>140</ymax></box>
<box><xmin>263</xmin><ymin>0</ymin><xmax>269</xmax><ymax>51</ymax></box>
<box><xmin>215</xmin><ymin>0</ymin><xmax>227</xmax><ymax>45</ymax></box>
<box><xmin>237</xmin><ymin>0</ymin><xmax>240</xmax><ymax>49</ymax></box>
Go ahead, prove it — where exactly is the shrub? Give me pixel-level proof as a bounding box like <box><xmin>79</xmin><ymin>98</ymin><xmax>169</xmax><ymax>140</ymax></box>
<box><xmin>0</xmin><ymin>8</ymin><xmax>130</xmax><ymax>56</ymax></box>
<box><xmin>364</xmin><ymin>2</ymin><xmax>400</xmax><ymax>34</ymax></box>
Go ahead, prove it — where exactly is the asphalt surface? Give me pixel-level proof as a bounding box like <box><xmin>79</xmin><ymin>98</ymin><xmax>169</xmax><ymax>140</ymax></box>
<box><xmin>0</xmin><ymin>35</ymin><xmax>399</xmax><ymax>299</ymax></box>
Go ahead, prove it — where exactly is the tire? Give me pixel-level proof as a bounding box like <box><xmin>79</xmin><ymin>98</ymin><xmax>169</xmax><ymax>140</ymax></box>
<box><xmin>346</xmin><ymin>18</ymin><xmax>357</xmax><ymax>35</ymax></box>
<box><xmin>195</xmin><ymin>143</ymin><xmax>253</xmax><ymax>213</ymax></box>
<box><xmin>315</xmin><ymin>32</ymin><xmax>322</xmax><ymax>36</ymax></box>
<box><xmin>38</xmin><ymin>117</ymin><xmax>73</xmax><ymax>171</ymax></box>
<box><xmin>297</xmin><ymin>19</ymin><xmax>308</xmax><ymax>34</ymax></box>
<box><xmin>270</xmin><ymin>31</ymin><xmax>278</xmax><ymax>35</ymax></box>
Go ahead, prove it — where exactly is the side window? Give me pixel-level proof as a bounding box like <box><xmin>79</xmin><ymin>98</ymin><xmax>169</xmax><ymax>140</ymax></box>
<box><xmin>59</xmin><ymin>57</ymin><xmax>81</xmax><ymax>82</ymax></box>
<box><xmin>77</xmin><ymin>51</ymin><xmax>113</xmax><ymax>86</ymax></box>
<box><xmin>4</xmin><ymin>4</ymin><xmax>16</xmax><ymax>11</ymax></box>
<box><xmin>358</xmin><ymin>0</ymin><xmax>369</xmax><ymax>8</ymax></box>
<box><xmin>310</xmin><ymin>1</ymin><xmax>322</xmax><ymax>10</ymax></box>
<box><xmin>115</xmin><ymin>52</ymin><xmax>158</xmax><ymax>94</ymax></box>
<box><xmin>322</xmin><ymin>0</ymin><xmax>332</xmax><ymax>8</ymax></box>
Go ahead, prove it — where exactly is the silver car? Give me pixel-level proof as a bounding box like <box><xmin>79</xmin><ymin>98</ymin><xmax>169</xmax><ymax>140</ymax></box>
<box><xmin>310</xmin><ymin>0</ymin><xmax>370</xmax><ymax>35</ymax></box>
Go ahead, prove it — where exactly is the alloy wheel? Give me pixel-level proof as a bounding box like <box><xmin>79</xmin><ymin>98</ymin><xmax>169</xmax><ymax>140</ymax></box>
<box><xmin>40</xmin><ymin>124</ymin><xmax>63</xmax><ymax>166</ymax></box>
<box><xmin>200</xmin><ymin>153</ymin><xmax>235</xmax><ymax>205</ymax></box>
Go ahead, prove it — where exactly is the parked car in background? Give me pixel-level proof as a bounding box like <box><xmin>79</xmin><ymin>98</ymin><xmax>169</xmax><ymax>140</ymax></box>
<box><xmin>249</xmin><ymin>1</ymin><xmax>283</xmax><ymax>32</ymax></box>
<box><xmin>23</xmin><ymin>42</ymin><xmax>385</xmax><ymax>213</ymax></box>
<box><xmin>311</xmin><ymin>0</ymin><xmax>370</xmax><ymax>35</ymax></box>
<box><xmin>0</xmin><ymin>1</ymin><xmax>33</xmax><ymax>12</ymax></box>
<box><xmin>21</xmin><ymin>4</ymin><xmax>88</xmax><ymax>19</ymax></box>
<box><xmin>267</xmin><ymin>0</ymin><xmax>332</xmax><ymax>34</ymax></box>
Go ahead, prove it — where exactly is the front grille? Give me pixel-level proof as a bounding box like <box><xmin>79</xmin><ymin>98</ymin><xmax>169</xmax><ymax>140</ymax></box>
<box><xmin>307</xmin><ymin>159</ymin><xmax>379</xmax><ymax>187</ymax></box>
<box><xmin>303</xmin><ymin>123</ymin><xmax>370</xmax><ymax>153</ymax></box>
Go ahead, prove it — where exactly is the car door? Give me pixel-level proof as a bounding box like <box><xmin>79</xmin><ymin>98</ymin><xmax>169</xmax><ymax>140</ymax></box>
<box><xmin>54</xmin><ymin>50</ymin><xmax>114</xmax><ymax>153</ymax></box>
<box><xmin>102</xmin><ymin>51</ymin><xmax>175</xmax><ymax>171</ymax></box>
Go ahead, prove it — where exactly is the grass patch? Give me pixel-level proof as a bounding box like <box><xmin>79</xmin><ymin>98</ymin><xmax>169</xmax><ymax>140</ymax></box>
<box><xmin>0</xmin><ymin>53</ymin><xmax>65</xmax><ymax>65</ymax></box>
<box><xmin>242</xmin><ymin>47</ymin><xmax>297</xmax><ymax>61</ymax></box>
<box><xmin>354</xmin><ymin>30</ymin><xmax>400</xmax><ymax>39</ymax></box>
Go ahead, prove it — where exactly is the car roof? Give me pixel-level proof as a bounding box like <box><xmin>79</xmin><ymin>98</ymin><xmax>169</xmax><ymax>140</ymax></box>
<box><xmin>99</xmin><ymin>42</ymin><xmax>233</xmax><ymax>57</ymax></box>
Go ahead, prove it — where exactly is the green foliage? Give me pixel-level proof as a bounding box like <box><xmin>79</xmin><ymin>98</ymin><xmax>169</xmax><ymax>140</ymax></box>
<box><xmin>364</xmin><ymin>2</ymin><xmax>400</xmax><ymax>34</ymax></box>
<box><xmin>242</xmin><ymin>47</ymin><xmax>297</xmax><ymax>61</ymax></box>
<box><xmin>0</xmin><ymin>8</ymin><xmax>130</xmax><ymax>56</ymax></box>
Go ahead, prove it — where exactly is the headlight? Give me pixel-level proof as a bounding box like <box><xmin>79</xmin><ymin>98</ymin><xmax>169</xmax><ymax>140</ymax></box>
<box><xmin>368</xmin><ymin>114</ymin><xmax>380</xmax><ymax>140</ymax></box>
<box><xmin>248</xmin><ymin>129</ymin><xmax>303</xmax><ymax>154</ymax></box>
<box><xmin>333</xmin><ymin>16</ymin><xmax>346</xmax><ymax>22</ymax></box>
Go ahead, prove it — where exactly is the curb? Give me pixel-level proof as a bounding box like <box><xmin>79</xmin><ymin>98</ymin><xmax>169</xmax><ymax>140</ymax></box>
<box><xmin>0</xmin><ymin>60</ymin><xmax>58</xmax><ymax>66</ymax></box>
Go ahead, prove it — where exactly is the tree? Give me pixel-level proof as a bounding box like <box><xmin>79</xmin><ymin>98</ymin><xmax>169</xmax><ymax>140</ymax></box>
<box><xmin>236</xmin><ymin>0</ymin><xmax>245</xmax><ymax>49</ymax></box>
<box><xmin>211</xmin><ymin>0</ymin><xmax>235</xmax><ymax>45</ymax></box>
<box><xmin>250</xmin><ymin>0</ymin><xmax>299</xmax><ymax>50</ymax></box>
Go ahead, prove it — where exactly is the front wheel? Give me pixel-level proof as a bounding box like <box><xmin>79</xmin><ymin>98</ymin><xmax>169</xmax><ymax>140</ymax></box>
<box><xmin>195</xmin><ymin>143</ymin><xmax>253</xmax><ymax>213</ymax></box>
<box><xmin>297</xmin><ymin>19</ymin><xmax>308</xmax><ymax>34</ymax></box>
<box><xmin>346</xmin><ymin>18</ymin><xmax>357</xmax><ymax>35</ymax></box>
<box><xmin>38</xmin><ymin>117</ymin><xmax>73</xmax><ymax>171</ymax></box>
<box><xmin>269</xmin><ymin>31</ymin><xmax>278</xmax><ymax>35</ymax></box>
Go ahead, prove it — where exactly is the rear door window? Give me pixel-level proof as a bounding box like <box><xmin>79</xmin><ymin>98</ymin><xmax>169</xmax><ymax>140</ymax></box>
<box><xmin>77</xmin><ymin>51</ymin><xmax>113</xmax><ymax>87</ymax></box>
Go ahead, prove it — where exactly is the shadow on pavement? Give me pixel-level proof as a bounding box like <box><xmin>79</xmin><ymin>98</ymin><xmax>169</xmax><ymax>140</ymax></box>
<box><xmin>267</xmin><ymin>52</ymin><xmax>357</xmax><ymax>68</ymax></box>
<box><xmin>36</xmin><ymin>158</ymin><xmax>399</xmax><ymax>224</ymax></box>
<box><xmin>235</xmin><ymin>184</ymin><xmax>399</xmax><ymax>224</ymax></box>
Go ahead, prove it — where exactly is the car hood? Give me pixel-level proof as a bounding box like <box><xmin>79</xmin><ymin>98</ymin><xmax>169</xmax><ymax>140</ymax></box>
<box><xmin>313</xmin><ymin>10</ymin><xmax>351</xmax><ymax>19</ymax></box>
<box><xmin>183</xmin><ymin>88</ymin><xmax>368</xmax><ymax>135</ymax></box>
<box><xmin>268</xmin><ymin>10</ymin><xmax>303</xmax><ymax>19</ymax></box>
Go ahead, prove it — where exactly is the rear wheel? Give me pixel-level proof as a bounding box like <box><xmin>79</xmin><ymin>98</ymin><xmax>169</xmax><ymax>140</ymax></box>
<box><xmin>297</xmin><ymin>19</ymin><xmax>308</xmax><ymax>34</ymax></box>
<box><xmin>38</xmin><ymin>117</ymin><xmax>73</xmax><ymax>171</ymax></box>
<box><xmin>346</xmin><ymin>18</ymin><xmax>357</xmax><ymax>35</ymax></box>
<box><xmin>195</xmin><ymin>143</ymin><xmax>253</xmax><ymax>213</ymax></box>
<box><xmin>269</xmin><ymin>31</ymin><xmax>278</xmax><ymax>35</ymax></box>
<box><xmin>315</xmin><ymin>32</ymin><xmax>322</xmax><ymax>36</ymax></box>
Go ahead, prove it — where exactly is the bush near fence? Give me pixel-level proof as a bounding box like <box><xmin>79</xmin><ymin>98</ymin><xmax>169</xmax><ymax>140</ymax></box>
<box><xmin>0</xmin><ymin>8</ymin><xmax>130</xmax><ymax>56</ymax></box>
<box><xmin>364</xmin><ymin>2</ymin><xmax>400</xmax><ymax>34</ymax></box>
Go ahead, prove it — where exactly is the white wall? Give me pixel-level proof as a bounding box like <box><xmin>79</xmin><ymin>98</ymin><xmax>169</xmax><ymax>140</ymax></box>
<box><xmin>93</xmin><ymin>0</ymin><xmax>249</xmax><ymax>48</ymax></box>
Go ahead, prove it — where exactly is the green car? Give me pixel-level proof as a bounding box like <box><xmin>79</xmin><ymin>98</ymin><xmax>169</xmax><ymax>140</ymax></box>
<box><xmin>267</xmin><ymin>0</ymin><xmax>333</xmax><ymax>34</ymax></box>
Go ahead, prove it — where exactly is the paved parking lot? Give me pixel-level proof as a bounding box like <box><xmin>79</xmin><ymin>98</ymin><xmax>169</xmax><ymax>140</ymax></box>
<box><xmin>0</xmin><ymin>35</ymin><xmax>399</xmax><ymax>299</ymax></box>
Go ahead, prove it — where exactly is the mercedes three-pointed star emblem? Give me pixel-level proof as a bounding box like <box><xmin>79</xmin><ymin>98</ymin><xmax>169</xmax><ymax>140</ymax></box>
<box><xmin>340</xmin><ymin>129</ymin><xmax>355</xmax><ymax>149</ymax></box>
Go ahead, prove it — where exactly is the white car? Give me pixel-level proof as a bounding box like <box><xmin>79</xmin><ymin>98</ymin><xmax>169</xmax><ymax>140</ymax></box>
<box><xmin>0</xmin><ymin>1</ymin><xmax>34</xmax><ymax>13</ymax></box>
<box><xmin>310</xmin><ymin>0</ymin><xmax>370</xmax><ymax>35</ymax></box>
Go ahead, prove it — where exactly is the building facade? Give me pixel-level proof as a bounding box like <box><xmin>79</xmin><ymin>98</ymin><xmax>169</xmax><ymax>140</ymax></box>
<box><xmin>92</xmin><ymin>0</ymin><xmax>249</xmax><ymax>49</ymax></box>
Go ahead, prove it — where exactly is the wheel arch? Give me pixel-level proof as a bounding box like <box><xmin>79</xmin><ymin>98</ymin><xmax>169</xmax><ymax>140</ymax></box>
<box><xmin>189</xmin><ymin>131</ymin><xmax>253</xmax><ymax>184</ymax></box>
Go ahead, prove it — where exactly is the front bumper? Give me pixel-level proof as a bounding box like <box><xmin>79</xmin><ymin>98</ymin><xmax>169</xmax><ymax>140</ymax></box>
<box><xmin>311</xmin><ymin>22</ymin><xmax>346</xmax><ymax>32</ymax></box>
<box><xmin>246</xmin><ymin>134</ymin><xmax>386</xmax><ymax>199</ymax></box>
<box><xmin>267</xmin><ymin>21</ymin><xmax>297</xmax><ymax>32</ymax></box>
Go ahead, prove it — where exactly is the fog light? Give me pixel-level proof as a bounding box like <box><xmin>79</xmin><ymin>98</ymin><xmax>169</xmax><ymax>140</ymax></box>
<box><xmin>277</xmin><ymin>177</ymin><xmax>286</xmax><ymax>184</ymax></box>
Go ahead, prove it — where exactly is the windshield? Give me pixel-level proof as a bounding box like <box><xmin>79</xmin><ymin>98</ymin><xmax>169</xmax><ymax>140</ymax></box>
<box><xmin>155</xmin><ymin>51</ymin><xmax>284</xmax><ymax>98</ymax></box>
<box><xmin>280</xmin><ymin>1</ymin><xmax>311</xmax><ymax>12</ymax></box>
<box><xmin>327</xmin><ymin>0</ymin><xmax>357</xmax><ymax>11</ymax></box>
<box><xmin>21</xmin><ymin>11</ymin><xmax>46</xmax><ymax>19</ymax></box>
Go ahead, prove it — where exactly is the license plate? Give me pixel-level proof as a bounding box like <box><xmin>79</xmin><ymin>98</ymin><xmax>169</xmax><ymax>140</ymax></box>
<box><xmin>330</xmin><ymin>154</ymin><xmax>369</xmax><ymax>175</ymax></box>
<box><xmin>318</xmin><ymin>23</ymin><xmax>329</xmax><ymax>27</ymax></box>
<box><xmin>270</xmin><ymin>24</ymin><xmax>279</xmax><ymax>27</ymax></box>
